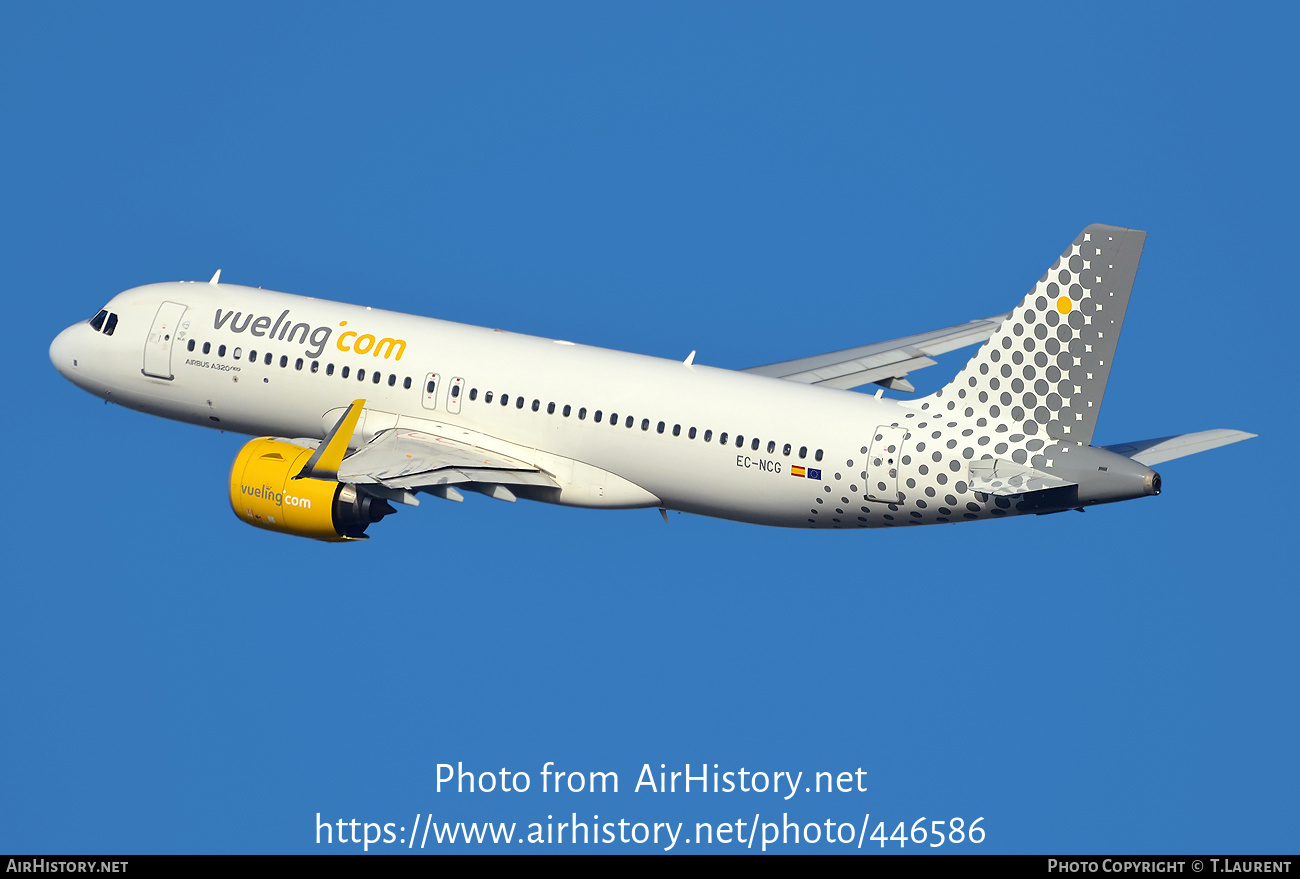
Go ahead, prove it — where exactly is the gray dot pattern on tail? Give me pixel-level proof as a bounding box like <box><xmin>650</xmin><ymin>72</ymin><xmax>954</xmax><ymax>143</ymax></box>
<box><xmin>805</xmin><ymin>225</ymin><xmax>1145</xmax><ymax>529</ymax></box>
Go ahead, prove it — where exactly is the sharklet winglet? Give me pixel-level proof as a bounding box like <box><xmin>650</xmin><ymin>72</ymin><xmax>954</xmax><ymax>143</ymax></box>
<box><xmin>297</xmin><ymin>399</ymin><xmax>366</xmax><ymax>479</ymax></box>
<box><xmin>209</xmin><ymin>269</ymin><xmax>221</xmax><ymax>286</ymax></box>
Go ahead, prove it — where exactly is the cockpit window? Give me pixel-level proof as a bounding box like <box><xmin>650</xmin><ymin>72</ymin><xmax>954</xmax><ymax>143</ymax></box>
<box><xmin>89</xmin><ymin>310</ymin><xmax>108</xmax><ymax>332</ymax></box>
<box><xmin>103</xmin><ymin>313</ymin><xmax>118</xmax><ymax>336</ymax></box>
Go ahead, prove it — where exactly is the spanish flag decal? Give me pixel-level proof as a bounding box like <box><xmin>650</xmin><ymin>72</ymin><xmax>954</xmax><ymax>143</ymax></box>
<box><xmin>791</xmin><ymin>466</ymin><xmax>806</xmax><ymax>478</ymax></box>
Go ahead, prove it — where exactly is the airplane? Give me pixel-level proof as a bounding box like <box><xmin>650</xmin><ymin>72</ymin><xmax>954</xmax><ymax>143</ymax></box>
<box><xmin>49</xmin><ymin>224</ymin><xmax>1254</xmax><ymax>541</ymax></box>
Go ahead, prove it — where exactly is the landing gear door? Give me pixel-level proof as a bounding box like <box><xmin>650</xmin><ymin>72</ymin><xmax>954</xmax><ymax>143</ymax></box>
<box><xmin>421</xmin><ymin>373</ymin><xmax>440</xmax><ymax>410</ymax></box>
<box><xmin>867</xmin><ymin>425</ymin><xmax>909</xmax><ymax>503</ymax></box>
<box><xmin>142</xmin><ymin>301</ymin><xmax>188</xmax><ymax>380</ymax></box>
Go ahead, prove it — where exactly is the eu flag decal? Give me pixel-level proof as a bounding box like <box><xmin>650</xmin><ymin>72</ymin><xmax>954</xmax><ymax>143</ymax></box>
<box><xmin>807</xmin><ymin>468</ymin><xmax>822</xmax><ymax>480</ymax></box>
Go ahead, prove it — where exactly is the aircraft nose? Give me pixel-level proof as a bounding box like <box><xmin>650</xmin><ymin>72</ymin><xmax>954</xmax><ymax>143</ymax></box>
<box><xmin>49</xmin><ymin>325</ymin><xmax>79</xmax><ymax>379</ymax></box>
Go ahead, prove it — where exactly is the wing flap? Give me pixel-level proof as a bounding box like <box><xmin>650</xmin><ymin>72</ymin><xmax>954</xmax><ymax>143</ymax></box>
<box><xmin>1102</xmin><ymin>429</ymin><xmax>1257</xmax><ymax>466</ymax></box>
<box><xmin>743</xmin><ymin>314</ymin><xmax>1006</xmax><ymax>391</ymax></box>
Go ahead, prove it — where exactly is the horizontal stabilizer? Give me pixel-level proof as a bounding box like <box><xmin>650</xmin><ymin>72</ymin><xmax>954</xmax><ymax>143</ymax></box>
<box><xmin>1102</xmin><ymin>429</ymin><xmax>1256</xmax><ymax>466</ymax></box>
<box><xmin>968</xmin><ymin>458</ymin><xmax>1076</xmax><ymax>497</ymax></box>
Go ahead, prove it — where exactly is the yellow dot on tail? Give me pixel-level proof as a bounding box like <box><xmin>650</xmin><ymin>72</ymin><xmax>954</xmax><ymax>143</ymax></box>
<box><xmin>1056</xmin><ymin>296</ymin><xmax>1072</xmax><ymax>314</ymax></box>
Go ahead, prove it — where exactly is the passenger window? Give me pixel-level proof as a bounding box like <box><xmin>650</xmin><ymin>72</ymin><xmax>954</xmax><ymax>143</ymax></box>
<box><xmin>752</xmin><ymin>438</ymin><xmax>760</xmax><ymax>451</ymax></box>
<box><xmin>484</xmin><ymin>391</ymin><xmax>493</xmax><ymax>403</ymax></box>
<box><xmin>783</xmin><ymin>443</ymin><xmax>791</xmax><ymax>456</ymax></box>
<box><xmin>563</xmin><ymin>404</ymin><xmax>571</xmax><ymax>417</ymax></box>
<box><xmin>735</xmin><ymin>435</ymin><xmax>744</xmax><ymax>448</ymax></box>
<box><xmin>625</xmin><ymin>416</ymin><xmax>634</xmax><ymax>428</ymax></box>
<box><xmin>547</xmin><ymin>402</ymin><xmax>555</xmax><ymax>415</ymax></box>
<box><xmin>517</xmin><ymin>397</ymin><xmax>525</xmax><ymax>409</ymax></box>
<box><xmin>815</xmin><ymin>449</ymin><xmax>824</xmax><ymax>462</ymax></box>
<box><xmin>609</xmin><ymin>412</ymin><xmax>617</xmax><ymax>425</ymax></box>
<box><xmin>577</xmin><ymin>407</ymin><xmax>585</xmax><ymax>420</ymax></box>
<box><xmin>234</xmin><ymin>348</ymin><xmax>242</xmax><ymax>359</ymax></box>
<box><xmin>593</xmin><ymin>410</ymin><xmax>601</xmax><ymax>423</ymax></box>
<box><xmin>187</xmin><ymin>339</ymin><xmax>195</xmax><ymax>352</ymax></box>
<box><xmin>426</xmin><ymin>380</ymin><xmax>435</xmax><ymax>394</ymax></box>
<box><xmin>90</xmin><ymin>310</ymin><xmax>107</xmax><ymax>332</ymax></box>
<box><xmin>388</xmin><ymin>374</ymin><xmax>396</xmax><ymax>387</ymax></box>
<box><xmin>766</xmin><ymin>440</ymin><xmax>774</xmax><ymax>453</ymax></box>
<box><xmin>103</xmin><ymin>314</ymin><xmax>117</xmax><ymax>336</ymax></box>
<box><xmin>295</xmin><ymin>358</ymin><xmax>303</xmax><ymax>370</ymax></box>
<box><xmin>531</xmin><ymin>399</ymin><xmax>539</xmax><ymax>411</ymax></box>
<box><xmin>357</xmin><ymin>369</ymin><xmax>366</xmax><ymax>381</ymax></box>
<box><xmin>689</xmin><ymin>427</ymin><xmax>697</xmax><ymax>439</ymax></box>
<box><xmin>249</xmin><ymin>350</ymin><xmax>257</xmax><ymax>362</ymax></box>
<box><xmin>218</xmin><ymin>345</ymin><xmax>226</xmax><ymax>357</ymax></box>
<box><xmin>203</xmin><ymin>342</ymin><xmax>211</xmax><ymax>355</ymax></box>
<box><xmin>799</xmin><ymin>446</ymin><xmax>807</xmax><ymax>459</ymax></box>
<box><xmin>342</xmin><ymin>366</ymin><xmax>350</xmax><ymax>378</ymax></box>
<box><xmin>452</xmin><ymin>385</ymin><xmax>461</xmax><ymax>399</ymax></box>
<box><xmin>311</xmin><ymin>361</ymin><xmax>319</xmax><ymax>373</ymax></box>
<box><xmin>263</xmin><ymin>352</ymin><xmax>272</xmax><ymax>365</ymax></box>
<box><xmin>279</xmin><ymin>354</ymin><xmax>287</xmax><ymax>367</ymax></box>
<box><xmin>720</xmin><ymin>432</ymin><xmax>729</xmax><ymax>445</ymax></box>
<box><xmin>641</xmin><ymin>418</ymin><xmax>650</xmax><ymax>431</ymax></box>
<box><xmin>469</xmin><ymin>388</ymin><xmax>477</xmax><ymax>401</ymax></box>
<box><xmin>672</xmin><ymin>424</ymin><xmax>680</xmax><ymax>437</ymax></box>
<box><xmin>372</xmin><ymin>371</ymin><xmax>381</xmax><ymax>384</ymax></box>
<box><xmin>327</xmin><ymin>363</ymin><xmax>334</xmax><ymax>376</ymax></box>
<box><xmin>502</xmin><ymin>395</ymin><xmax>510</xmax><ymax>407</ymax></box>
<box><xmin>704</xmin><ymin>430</ymin><xmax>712</xmax><ymax>442</ymax></box>
<box><xmin>403</xmin><ymin>376</ymin><xmax>411</xmax><ymax>389</ymax></box>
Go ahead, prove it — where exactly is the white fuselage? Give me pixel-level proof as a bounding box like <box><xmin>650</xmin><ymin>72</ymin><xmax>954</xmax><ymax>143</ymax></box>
<box><xmin>49</xmin><ymin>280</ymin><xmax>1097</xmax><ymax>529</ymax></box>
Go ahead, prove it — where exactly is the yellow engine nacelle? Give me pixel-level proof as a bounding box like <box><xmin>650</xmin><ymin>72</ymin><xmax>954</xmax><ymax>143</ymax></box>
<box><xmin>228</xmin><ymin>438</ymin><xmax>394</xmax><ymax>541</ymax></box>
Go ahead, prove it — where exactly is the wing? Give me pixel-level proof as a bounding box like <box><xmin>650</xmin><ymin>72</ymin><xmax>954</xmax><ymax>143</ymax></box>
<box><xmin>337</xmin><ymin>428</ymin><xmax>557</xmax><ymax>492</ymax></box>
<box><xmin>286</xmin><ymin>401</ymin><xmax>557</xmax><ymax>505</ymax></box>
<box><xmin>740</xmin><ymin>314</ymin><xmax>1007</xmax><ymax>392</ymax></box>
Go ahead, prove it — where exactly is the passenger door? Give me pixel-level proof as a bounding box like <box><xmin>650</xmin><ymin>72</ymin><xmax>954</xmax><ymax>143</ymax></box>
<box><xmin>866</xmin><ymin>425</ymin><xmax>909</xmax><ymax>503</ymax></box>
<box><xmin>142</xmin><ymin>301</ymin><xmax>188</xmax><ymax>380</ymax></box>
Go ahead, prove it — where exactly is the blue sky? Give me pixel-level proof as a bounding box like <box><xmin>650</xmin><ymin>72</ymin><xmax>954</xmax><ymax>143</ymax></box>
<box><xmin>2</xmin><ymin>3</ymin><xmax>1295</xmax><ymax>854</ymax></box>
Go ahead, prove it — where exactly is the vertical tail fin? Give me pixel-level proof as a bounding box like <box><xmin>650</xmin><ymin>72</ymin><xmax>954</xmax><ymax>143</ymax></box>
<box><xmin>922</xmin><ymin>224</ymin><xmax>1146</xmax><ymax>445</ymax></box>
